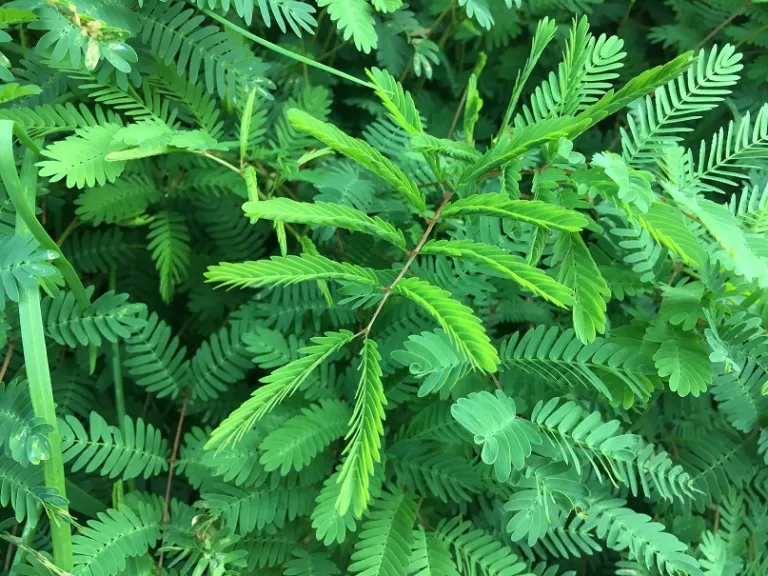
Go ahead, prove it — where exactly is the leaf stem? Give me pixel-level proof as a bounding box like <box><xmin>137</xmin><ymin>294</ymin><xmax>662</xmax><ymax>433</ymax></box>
<box><xmin>7</xmin><ymin>507</ymin><xmax>40</xmax><ymax>575</ymax></box>
<box><xmin>157</xmin><ymin>388</ymin><xmax>190</xmax><ymax>572</ymax></box>
<box><xmin>694</xmin><ymin>0</ymin><xmax>750</xmax><ymax>51</ymax></box>
<box><xmin>4</xmin><ymin>145</ymin><xmax>73</xmax><ymax>570</ymax></box>
<box><xmin>55</xmin><ymin>217</ymin><xmax>79</xmax><ymax>247</ymax></box>
<box><xmin>363</xmin><ymin>189</ymin><xmax>453</xmax><ymax>334</ymax></box>
<box><xmin>109</xmin><ymin>268</ymin><xmax>131</xmax><ymax>497</ymax></box>
<box><xmin>201</xmin><ymin>8</ymin><xmax>377</xmax><ymax>91</ymax></box>
<box><xmin>0</xmin><ymin>339</ymin><xmax>16</xmax><ymax>382</ymax></box>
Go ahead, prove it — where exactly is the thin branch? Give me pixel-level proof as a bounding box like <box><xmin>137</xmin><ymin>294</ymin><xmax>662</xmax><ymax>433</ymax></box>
<box><xmin>447</xmin><ymin>89</ymin><xmax>468</xmax><ymax>140</ymax></box>
<box><xmin>0</xmin><ymin>339</ymin><xmax>16</xmax><ymax>382</ymax></box>
<box><xmin>400</xmin><ymin>0</ymin><xmax>455</xmax><ymax>84</ymax></box>
<box><xmin>735</xmin><ymin>22</ymin><xmax>768</xmax><ymax>50</ymax></box>
<box><xmin>713</xmin><ymin>504</ymin><xmax>721</xmax><ymax>533</ymax></box>
<box><xmin>363</xmin><ymin>190</ymin><xmax>453</xmax><ymax>334</ymax></box>
<box><xmin>3</xmin><ymin>524</ymin><xmax>17</xmax><ymax>572</ymax></box>
<box><xmin>317</xmin><ymin>39</ymin><xmax>350</xmax><ymax>62</ymax></box>
<box><xmin>156</xmin><ymin>389</ymin><xmax>190</xmax><ymax>572</ymax></box>
<box><xmin>54</xmin><ymin>217</ymin><xmax>79</xmax><ymax>247</ymax></box>
<box><xmin>694</xmin><ymin>0</ymin><xmax>750</xmax><ymax>51</ymax></box>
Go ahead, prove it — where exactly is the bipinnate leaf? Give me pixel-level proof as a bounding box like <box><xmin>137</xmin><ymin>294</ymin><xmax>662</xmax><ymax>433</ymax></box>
<box><xmin>287</xmin><ymin>109</ymin><xmax>426</xmax><ymax>212</ymax></box>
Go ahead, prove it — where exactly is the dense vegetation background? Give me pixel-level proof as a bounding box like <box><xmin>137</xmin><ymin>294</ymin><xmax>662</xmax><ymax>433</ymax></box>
<box><xmin>1</xmin><ymin>0</ymin><xmax>768</xmax><ymax>575</ymax></box>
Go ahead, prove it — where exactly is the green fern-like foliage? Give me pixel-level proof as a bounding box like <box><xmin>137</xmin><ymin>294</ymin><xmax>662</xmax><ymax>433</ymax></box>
<box><xmin>74</xmin><ymin>174</ymin><xmax>159</xmax><ymax>226</ymax></box>
<box><xmin>3</xmin><ymin>4</ymin><xmax>768</xmax><ymax>576</ymax></box>
<box><xmin>0</xmin><ymin>459</ymin><xmax>63</xmax><ymax>525</ymax></box>
<box><xmin>348</xmin><ymin>489</ymin><xmax>417</xmax><ymax>576</ymax></box>
<box><xmin>259</xmin><ymin>399</ymin><xmax>351</xmax><ymax>475</ymax></box>
<box><xmin>63</xmin><ymin>228</ymin><xmax>136</xmax><ymax>274</ymax></box>
<box><xmin>70</xmin><ymin>496</ymin><xmax>163</xmax><ymax>576</ymax></box>
<box><xmin>622</xmin><ymin>44</ymin><xmax>743</xmax><ymax>165</ymax></box>
<box><xmin>336</xmin><ymin>338</ymin><xmax>386</xmax><ymax>516</ymax></box>
<box><xmin>146</xmin><ymin>210</ymin><xmax>191</xmax><ymax>303</ymax></box>
<box><xmin>37</xmin><ymin>124</ymin><xmax>126</xmax><ymax>189</ymax></box>
<box><xmin>187</xmin><ymin>319</ymin><xmax>253</xmax><ymax>402</ymax></box>
<box><xmin>436</xmin><ymin>517</ymin><xmax>530</xmax><ymax>576</ymax></box>
<box><xmin>0</xmin><ymin>234</ymin><xmax>58</xmax><ymax>310</ymax></box>
<box><xmin>585</xmin><ymin>496</ymin><xmax>703</xmax><ymax>576</ymax></box>
<box><xmin>138</xmin><ymin>0</ymin><xmax>270</xmax><ymax>98</ymax></box>
<box><xmin>123</xmin><ymin>310</ymin><xmax>190</xmax><ymax>399</ymax></box>
<box><xmin>41</xmin><ymin>289</ymin><xmax>146</xmax><ymax>348</ymax></box>
<box><xmin>58</xmin><ymin>411</ymin><xmax>169</xmax><ymax>480</ymax></box>
<box><xmin>451</xmin><ymin>390</ymin><xmax>540</xmax><ymax>482</ymax></box>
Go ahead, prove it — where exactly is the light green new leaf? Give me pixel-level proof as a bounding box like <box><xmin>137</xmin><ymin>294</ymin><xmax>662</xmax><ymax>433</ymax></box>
<box><xmin>442</xmin><ymin>193</ymin><xmax>588</xmax><ymax>231</ymax></box>
<box><xmin>421</xmin><ymin>239</ymin><xmax>573</xmax><ymax>308</ymax></box>
<box><xmin>638</xmin><ymin>201</ymin><xmax>707</xmax><ymax>267</ymax></box>
<box><xmin>451</xmin><ymin>390</ymin><xmax>541</xmax><ymax>482</ymax></box>
<box><xmin>463</xmin><ymin>73</ymin><xmax>482</xmax><ymax>146</ymax></box>
<box><xmin>576</xmin><ymin>51</ymin><xmax>694</xmax><ymax>133</ymax></box>
<box><xmin>392</xmin><ymin>276</ymin><xmax>499</xmax><ymax>373</ymax></box>
<box><xmin>243</xmin><ymin>198</ymin><xmax>406</xmax><ymax>248</ymax></box>
<box><xmin>622</xmin><ymin>44</ymin><xmax>743</xmax><ymax>165</ymax></box>
<box><xmin>665</xmin><ymin>184</ymin><xmax>768</xmax><ymax>286</ymax></box>
<box><xmin>367</xmin><ymin>67</ymin><xmax>422</xmax><ymax>134</ymax></box>
<box><xmin>554</xmin><ymin>233</ymin><xmax>610</xmax><ymax>343</ymax></box>
<box><xmin>288</xmin><ymin>109</ymin><xmax>425</xmax><ymax>212</ymax></box>
<box><xmin>336</xmin><ymin>338</ymin><xmax>387</xmax><ymax>517</ymax></box>
<box><xmin>205</xmin><ymin>254</ymin><xmax>379</xmax><ymax>290</ymax></box>
<box><xmin>312</xmin><ymin>465</ymin><xmax>384</xmax><ymax>544</ymax></box>
<box><xmin>461</xmin><ymin>116</ymin><xmax>590</xmax><ymax>184</ymax></box>
<box><xmin>206</xmin><ymin>330</ymin><xmax>356</xmax><ymax>449</ymax></box>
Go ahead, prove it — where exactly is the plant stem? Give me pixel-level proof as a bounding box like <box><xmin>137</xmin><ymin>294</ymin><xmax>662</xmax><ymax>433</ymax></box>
<box><xmin>7</xmin><ymin>507</ymin><xmax>40</xmax><ymax>575</ymax></box>
<box><xmin>363</xmin><ymin>189</ymin><xmax>453</xmax><ymax>334</ymax></box>
<box><xmin>10</xmin><ymin>147</ymin><xmax>73</xmax><ymax>570</ymax></box>
<box><xmin>202</xmin><ymin>9</ymin><xmax>377</xmax><ymax>91</ymax></box>
<box><xmin>3</xmin><ymin>525</ymin><xmax>16</xmax><ymax>572</ymax></box>
<box><xmin>694</xmin><ymin>0</ymin><xmax>750</xmax><ymax>51</ymax></box>
<box><xmin>400</xmin><ymin>0</ymin><xmax>455</xmax><ymax>84</ymax></box>
<box><xmin>109</xmin><ymin>268</ymin><xmax>132</xmax><ymax>496</ymax></box>
<box><xmin>156</xmin><ymin>389</ymin><xmax>190</xmax><ymax>572</ymax></box>
<box><xmin>447</xmin><ymin>89</ymin><xmax>468</xmax><ymax>139</ymax></box>
<box><xmin>0</xmin><ymin>339</ymin><xmax>16</xmax><ymax>381</ymax></box>
<box><xmin>55</xmin><ymin>217</ymin><xmax>79</xmax><ymax>246</ymax></box>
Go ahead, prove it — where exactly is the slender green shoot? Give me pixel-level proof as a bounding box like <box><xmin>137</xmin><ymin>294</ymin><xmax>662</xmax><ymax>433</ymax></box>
<box><xmin>0</xmin><ymin>124</ymin><xmax>73</xmax><ymax>570</ymax></box>
<box><xmin>202</xmin><ymin>9</ymin><xmax>378</xmax><ymax>91</ymax></box>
